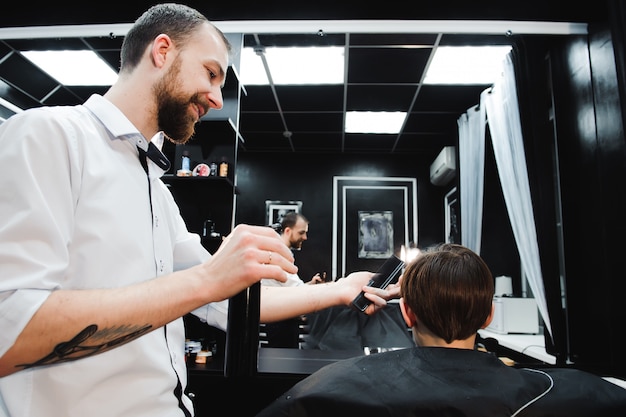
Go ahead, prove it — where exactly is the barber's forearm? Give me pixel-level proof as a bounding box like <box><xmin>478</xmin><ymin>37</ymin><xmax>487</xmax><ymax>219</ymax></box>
<box><xmin>0</xmin><ymin>270</ymin><xmax>208</xmax><ymax>378</ymax></box>
<box><xmin>259</xmin><ymin>282</ymin><xmax>350</xmax><ymax>323</ymax></box>
<box><xmin>259</xmin><ymin>270</ymin><xmax>396</xmax><ymax>322</ymax></box>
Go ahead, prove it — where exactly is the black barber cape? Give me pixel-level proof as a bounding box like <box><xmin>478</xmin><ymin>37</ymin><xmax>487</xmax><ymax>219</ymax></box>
<box><xmin>256</xmin><ymin>347</ymin><xmax>626</xmax><ymax>417</ymax></box>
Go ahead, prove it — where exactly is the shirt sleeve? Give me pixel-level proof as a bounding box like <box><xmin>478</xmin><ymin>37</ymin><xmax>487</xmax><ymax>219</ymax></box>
<box><xmin>0</xmin><ymin>109</ymin><xmax>80</xmax><ymax>356</ymax></box>
<box><xmin>189</xmin><ymin>300</ymin><xmax>229</xmax><ymax>331</ymax></box>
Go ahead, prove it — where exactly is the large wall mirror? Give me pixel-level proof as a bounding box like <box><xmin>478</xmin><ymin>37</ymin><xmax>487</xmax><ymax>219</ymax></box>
<box><xmin>0</xmin><ymin>18</ymin><xmax>588</xmax><ymax>375</ymax></box>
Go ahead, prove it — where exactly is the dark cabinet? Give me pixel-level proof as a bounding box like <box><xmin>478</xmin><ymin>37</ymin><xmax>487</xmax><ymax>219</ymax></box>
<box><xmin>161</xmin><ymin>173</ymin><xmax>236</xmax><ymax>253</ymax></box>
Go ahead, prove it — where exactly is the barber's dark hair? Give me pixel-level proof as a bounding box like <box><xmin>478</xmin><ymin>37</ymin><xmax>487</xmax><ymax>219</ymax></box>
<box><xmin>280</xmin><ymin>212</ymin><xmax>308</xmax><ymax>232</ymax></box>
<box><xmin>401</xmin><ymin>243</ymin><xmax>494</xmax><ymax>343</ymax></box>
<box><xmin>120</xmin><ymin>3</ymin><xmax>231</xmax><ymax>72</ymax></box>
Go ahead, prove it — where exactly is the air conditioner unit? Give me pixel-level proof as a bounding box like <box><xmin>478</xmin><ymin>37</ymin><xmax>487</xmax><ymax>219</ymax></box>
<box><xmin>430</xmin><ymin>146</ymin><xmax>456</xmax><ymax>186</ymax></box>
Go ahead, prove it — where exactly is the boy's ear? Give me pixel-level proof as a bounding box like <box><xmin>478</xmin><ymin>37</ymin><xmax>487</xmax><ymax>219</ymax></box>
<box><xmin>399</xmin><ymin>298</ymin><xmax>417</xmax><ymax>327</ymax></box>
<box><xmin>480</xmin><ymin>302</ymin><xmax>495</xmax><ymax>329</ymax></box>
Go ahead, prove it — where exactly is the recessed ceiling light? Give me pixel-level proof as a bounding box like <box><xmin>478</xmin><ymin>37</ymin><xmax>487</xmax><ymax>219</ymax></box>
<box><xmin>240</xmin><ymin>46</ymin><xmax>344</xmax><ymax>85</ymax></box>
<box><xmin>423</xmin><ymin>46</ymin><xmax>512</xmax><ymax>85</ymax></box>
<box><xmin>345</xmin><ymin>111</ymin><xmax>407</xmax><ymax>134</ymax></box>
<box><xmin>22</xmin><ymin>50</ymin><xmax>118</xmax><ymax>86</ymax></box>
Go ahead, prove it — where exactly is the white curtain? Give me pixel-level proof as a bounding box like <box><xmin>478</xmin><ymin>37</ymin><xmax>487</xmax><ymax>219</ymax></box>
<box><xmin>458</xmin><ymin>102</ymin><xmax>487</xmax><ymax>254</ymax></box>
<box><xmin>482</xmin><ymin>53</ymin><xmax>552</xmax><ymax>337</ymax></box>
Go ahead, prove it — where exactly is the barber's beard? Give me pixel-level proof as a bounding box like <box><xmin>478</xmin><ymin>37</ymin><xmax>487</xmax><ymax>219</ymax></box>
<box><xmin>154</xmin><ymin>60</ymin><xmax>207</xmax><ymax>144</ymax></box>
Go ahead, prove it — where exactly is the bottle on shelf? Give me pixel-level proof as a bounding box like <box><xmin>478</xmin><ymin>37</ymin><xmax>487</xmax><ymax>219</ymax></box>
<box><xmin>178</xmin><ymin>150</ymin><xmax>192</xmax><ymax>177</ymax></box>
<box><xmin>218</xmin><ymin>157</ymin><xmax>229</xmax><ymax>178</ymax></box>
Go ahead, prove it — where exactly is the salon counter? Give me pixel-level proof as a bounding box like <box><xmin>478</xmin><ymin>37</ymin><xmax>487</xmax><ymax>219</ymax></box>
<box><xmin>187</xmin><ymin>347</ymin><xmax>365</xmax><ymax>375</ymax></box>
<box><xmin>186</xmin><ymin>347</ymin><xmax>366</xmax><ymax>416</ymax></box>
<box><xmin>477</xmin><ymin>328</ymin><xmax>556</xmax><ymax>365</ymax></box>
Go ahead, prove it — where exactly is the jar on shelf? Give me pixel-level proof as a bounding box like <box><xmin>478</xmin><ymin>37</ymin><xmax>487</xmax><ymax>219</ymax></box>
<box><xmin>195</xmin><ymin>349</ymin><xmax>212</xmax><ymax>364</ymax></box>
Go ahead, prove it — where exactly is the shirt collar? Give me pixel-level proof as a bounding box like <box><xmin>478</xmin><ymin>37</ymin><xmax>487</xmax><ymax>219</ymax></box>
<box><xmin>83</xmin><ymin>94</ymin><xmax>170</xmax><ymax>176</ymax></box>
<box><xmin>83</xmin><ymin>94</ymin><xmax>140</xmax><ymax>140</ymax></box>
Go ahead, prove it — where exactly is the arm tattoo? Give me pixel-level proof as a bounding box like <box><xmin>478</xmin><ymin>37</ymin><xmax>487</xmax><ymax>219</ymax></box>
<box><xmin>16</xmin><ymin>323</ymin><xmax>153</xmax><ymax>370</ymax></box>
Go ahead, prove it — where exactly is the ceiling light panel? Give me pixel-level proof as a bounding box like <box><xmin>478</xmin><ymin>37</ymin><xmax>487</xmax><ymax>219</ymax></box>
<box><xmin>22</xmin><ymin>50</ymin><xmax>118</xmax><ymax>86</ymax></box>
<box><xmin>423</xmin><ymin>46</ymin><xmax>512</xmax><ymax>84</ymax></box>
<box><xmin>240</xmin><ymin>46</ymin><xmax>345</xmax><ymax>85</ymax></box>
<box><xmin>345</xmin><ymin>111</ymin><xmax>407</xmax><ymax>134</ymax></box>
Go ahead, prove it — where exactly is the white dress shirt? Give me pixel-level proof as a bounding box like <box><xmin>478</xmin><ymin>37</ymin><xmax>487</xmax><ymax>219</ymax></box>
<box><xmin>0</xmin><ymin>94</ymin><xmax>228</xmax><ymax>417</ymax></box>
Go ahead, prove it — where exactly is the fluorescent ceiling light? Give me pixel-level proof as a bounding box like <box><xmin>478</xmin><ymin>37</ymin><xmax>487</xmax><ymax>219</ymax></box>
<box><xmin>424</xmin><ymin>46</ymin><xmax>512</xmax><ymax>84</ymax></box>
<box><xmin>345</xmin><ymin>111</ymin><xmax>407</xmax><ymax>134</ymax></box>
<box><xmin>240</xmin><ymin>46</ymin><xmax>344</xmax><ymax>85</ymax></box>
<box><xmin>22</xmin><ymin>50</ymin><xmax>118</xmax><ymax>86</ymax></box>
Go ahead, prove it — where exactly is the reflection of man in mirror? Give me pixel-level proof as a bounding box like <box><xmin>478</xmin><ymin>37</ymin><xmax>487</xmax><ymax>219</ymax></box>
<box><xmin>262</xmin><ymin>212</ymin><xmax>325</xmax><ymax>348</ymax></box>
<box><xmin>264</xmin><ymin>212</ymin><xmax>324</xmax><ymax>286</ymax></box>
<box><xmin>280</xmin><ymin>212</ymin><xmax>307</xmax><ymax>251</ymax></box>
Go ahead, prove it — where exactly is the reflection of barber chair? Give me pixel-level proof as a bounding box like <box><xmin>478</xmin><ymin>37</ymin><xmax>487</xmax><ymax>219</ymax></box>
<box><xmin>300</xmin><ymin>303</ymin><xmax>414</xmax><ymax>350</ymax></box>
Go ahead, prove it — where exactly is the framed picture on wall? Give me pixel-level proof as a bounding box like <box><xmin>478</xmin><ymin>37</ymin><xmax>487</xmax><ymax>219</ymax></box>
<box><xmin>444</xmin><ymin>187</ymin><xmax>459</xmax><ymax>244</ymax></box>
<box><xmin>265</xmin><ymin>200</ymin><xmax>302</xmax><ymax>226</ymax></box>
<box><xmin>332</xmin><ymin>176</ymin><xmax>417</xmax><ymax>278</ymax></box>
<box><xmin>358</xmin><ymin>210</ymin><xmax>394</xmax><ymax>259</ymax></box>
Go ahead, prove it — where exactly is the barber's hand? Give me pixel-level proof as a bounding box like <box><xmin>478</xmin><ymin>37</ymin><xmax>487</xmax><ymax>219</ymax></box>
<box><xmin>195</xmin><ymin>224</ymin><xmax>297</xmax><ymax>301</ymax></box>
<box><xmin>335</xmin><ymin>271</ymin><xmax>400</xmax><ymax>315</ymax></box>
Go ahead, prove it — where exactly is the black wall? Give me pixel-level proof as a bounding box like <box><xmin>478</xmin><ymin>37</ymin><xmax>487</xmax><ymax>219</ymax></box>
<box><xmin>511</xmin><ymin>17</ymin><xmax>626</xmax><ymax>378</ymax></box>
<box><xmin>549</xmin><ymin>25</ymin><xmax>626</xmax><ymax>377</ymax></box>
<box><xmin>233</xmin><ymin>149</ymin><xmax>520</xmax><ymax>289</ymax></box>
